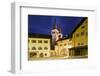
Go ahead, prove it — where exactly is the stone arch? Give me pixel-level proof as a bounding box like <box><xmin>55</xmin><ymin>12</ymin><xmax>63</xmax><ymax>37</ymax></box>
<box><xmin>40</xmin><ymin>53</ymin><xmax>44</xmax><ymax>57</ymax></box>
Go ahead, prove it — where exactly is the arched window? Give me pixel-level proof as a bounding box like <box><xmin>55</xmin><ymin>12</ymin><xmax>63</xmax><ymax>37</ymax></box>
<box><xmin>38</xmin><ymin>47</ymin><xmax>42</xmax><ymax>50</ymax></box>
<box><xmin>44</xmin><ymin>47</ymin><xmax>48</xmax><ymax>50</ymax></box>
<box><xmin>32</xmin><ymin>47</ymin><xmax>36</xmax><ymax>50</ymax></box>
<box><xmin>30</xmin><ymin>52</ymin><xmax>37</xmax><ymax>58</ymax></box>
<box><xmin>40</xmin><ymin>53</ymin><xmax>43</xmax><ymax>57</ymax></box>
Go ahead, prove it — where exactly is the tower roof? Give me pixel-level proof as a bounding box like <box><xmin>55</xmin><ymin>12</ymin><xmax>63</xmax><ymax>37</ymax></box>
<box><xmin>53</xmin><ymin>18</ymin><xmax>57</xmax><ymax>29</ymax></box>
<box><xmin>58</xmin><ymin>24</ymin><xmax>62</xmax><ymax>33</ymax></box>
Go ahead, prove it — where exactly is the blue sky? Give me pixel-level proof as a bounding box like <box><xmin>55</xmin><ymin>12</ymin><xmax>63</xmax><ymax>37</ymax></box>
<box><xmin>28</xmin><ymin>15</ymin><xmax>84</xmax><ymax>36</ymax></box>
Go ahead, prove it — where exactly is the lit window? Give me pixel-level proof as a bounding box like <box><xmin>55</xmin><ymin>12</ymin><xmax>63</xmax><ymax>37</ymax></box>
<box><xmin>38</xmin><ymin>47</ymin><xmax>42</xmax><ymax>50</ymax></box>
<box><xmin>38</xmin><ymin>40</ymin><xmax>42</xmax><ymax>43</ymax></box>
<box><xmin>32</xmin><ymin>47</ymin><xmax>36</xmax><ymax>50</ymax></box>
<box><xmin>32</xmin><ymin>40</ymin><xmax>36</xmax><ymax>43</ymax></box>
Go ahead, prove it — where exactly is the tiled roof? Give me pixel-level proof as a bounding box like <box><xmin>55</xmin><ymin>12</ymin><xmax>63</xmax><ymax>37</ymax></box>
<box><xmin>28</xmin><ymin>33</ymin><xmax>52</xmax><ymax>39</ymax></box>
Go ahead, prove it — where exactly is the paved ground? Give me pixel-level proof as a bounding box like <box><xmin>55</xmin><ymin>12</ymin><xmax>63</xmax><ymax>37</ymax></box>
<box><xmin>28</xmin><ymin>56</ymin><xmax>88</xmax><ymax>61</ymax></box>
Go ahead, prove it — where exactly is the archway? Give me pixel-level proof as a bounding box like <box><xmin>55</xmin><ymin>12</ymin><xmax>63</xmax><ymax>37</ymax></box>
<box><xmin>40</xmin><ymin>53</ymin><xmax>44</xmax><ymax>57</ymax></box>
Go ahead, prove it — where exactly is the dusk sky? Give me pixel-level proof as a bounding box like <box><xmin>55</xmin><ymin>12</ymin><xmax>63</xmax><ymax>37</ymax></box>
<box><xmin>28</xmin><ymin>15</ymin><xmax>84</xmax><ymax>36</ymax></box>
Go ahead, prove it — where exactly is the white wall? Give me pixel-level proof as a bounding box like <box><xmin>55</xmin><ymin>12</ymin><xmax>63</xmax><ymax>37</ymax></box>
<box><xmin>0</xmin><ymin>0</ymin><xmax>100</xmax><ymax>76</ymax></box>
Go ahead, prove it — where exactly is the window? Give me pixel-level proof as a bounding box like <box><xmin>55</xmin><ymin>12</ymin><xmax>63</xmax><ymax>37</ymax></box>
<box><xmin>81</xmin><ymin>31</ymin><xmax>84</xmax><ymax>36</ymax></box>
<box><xmin>44</xmin><ymin>47</ymin><xmax>48</xmax><ymax>50</ymax></box>
<box><xmin>78</xmin><ymin>43</ymin><xmax>80</xmax><ymax>46</ymax></box>
<box><xmin>59</xmin><ymin>35</ymin><xmax>61</xmax><ymax>38</ymax></box>
<box><xmin>38</xmin><ymin>40</ymin><xmax>42</xmax><ymax>43</ymax></box>
<box><xmin>40</xmin><ymin>53</ymin><xmax>43</xmax><ymax>57</ymax></box>
<box><xmin>32</xmin><ymin>47</ymin><xmax>36</xmax><ymax>50</ymax></box>
<box><xmin>81</xmin><ymin>26</ymin><xmax>85</xmax><ymax>29</ymax></box>
<box><xmin>32</xmin><ymin>40</ymin><xmax>36</xmax><ymax>43</ymax></box>
<box><xmin>45</xmin><ymin>53</ymin><xmax>47</xmax><ymax>56</ymax></box>
<box><xmin>44</xmin><ymin>40</ymin><xmax>48</xmax><ymax>43</ymax></box>
<box><xmin>76</xmin><ymin>33</ymin><xmax>79</xmax><ymax>37</ymax></box>
<box><xmin>30</xmin><ymin>52</ymin><xmax>37</xmax><ymax>58</ymax></box>
<box><xmin>38</xmin><ymin>47</ymin><xmax>42</xmax><ymax>50</ymax></box>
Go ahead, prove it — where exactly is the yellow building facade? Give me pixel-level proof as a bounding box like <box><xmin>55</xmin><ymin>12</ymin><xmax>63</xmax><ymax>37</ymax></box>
<box><xmin>69</xmin><ymin>18</ymin><xmax>88</xmax><ymax>58</ymax></box>
<box><xmin>28</xmin><ymin>34</ymin><xmax>51</xmax><ymax>60</ymax></box>
<box><xmin>55</xmin><ymin>38</ymin><xmax>72</xmax><ymax>58</ymax></box>
<box><xmin>28</xmin><ymin>18</ymin><xmax>88</xmax><ymax>60</ymax></box>
<box><xmin>54</xmin><ymin>18</ymin><xmax>88</xmax><ymax>58</ymax></box>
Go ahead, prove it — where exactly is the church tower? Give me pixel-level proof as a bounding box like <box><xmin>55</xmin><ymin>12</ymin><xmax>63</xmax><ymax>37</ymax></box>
<box><xmin>58</xmin><ymin>24</ymin><xmax>63</xmax><ymax>39</ymax></box>
<box><xmin>51</xmin><ymin>19</ymin><xmax>63</xmax><ymax>50</ymax></box>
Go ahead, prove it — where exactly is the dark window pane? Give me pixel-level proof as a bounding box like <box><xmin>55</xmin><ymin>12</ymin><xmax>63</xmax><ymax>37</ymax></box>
<box><xmin>76</xmin><ymin>33</ymin><xmax>79</xmax><ymax>37</ymax></box>
<box><xmin>78</xmin><ymin>43</ymin><xmax>80</xmax><ymax>46</ymax></box>
<box><xmin>45</xmin><ymin>53</ymin><xmax>47</xmax><ymax>56</ymax></box>
<box><xmin>38</xmin><ymin>40</ymin><xmax>42</xmax><ymax>43</ymax></box>
<box><xmin>44</xmin><ymin>47</ymin><xmax>48</xmax><ymax>50</ymax></box>
<box><xmin>32</xmin><ymin>47</ymin><xmax>36</xmax><ymax>50</ymax></box>
<box><xmin>32</xmin><ymin>40</ymin><xmax>36</xmax><ymax>43</ymax></box>
<box><xmin>81</xmin><ymin>26</ymin><xmax>85</xmax><ymax>28</ymax></box>
<box><xmin>44</xmin><ymin>40</ymin><xmax>48</xmax><ymax>43</ymax></box>
<box><xmin>38</xmin><ymin>47</ymin><xmax>42</xmax><ymax>50</ymax></box>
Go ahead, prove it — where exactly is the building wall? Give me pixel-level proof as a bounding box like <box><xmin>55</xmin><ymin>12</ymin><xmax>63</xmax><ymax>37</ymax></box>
<box><xmin>55</xmin><ymin>39</ymin><xmax>72</xmax><ymax>57</ymax></box>
<box><xmin>53</xmin><ymin>18</ymin><xmax>88</xmax><ymax>58</ymax></box>
<box><xmin>28</xmin><ymin>38</ymin><xmax>50</xmax><ymax>59</ymax></box>
<box><xmin>71</xmin><ymin>18</ymin><xmax>88</xmax><ymax>57</ymax></box>
<box><xmin>72</xmin><ymin>18</ymin><xmax>88</xmax><ymax>47</ymax></box>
